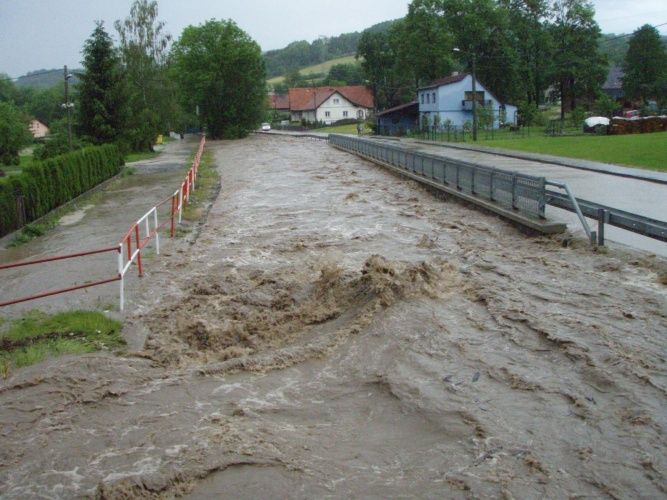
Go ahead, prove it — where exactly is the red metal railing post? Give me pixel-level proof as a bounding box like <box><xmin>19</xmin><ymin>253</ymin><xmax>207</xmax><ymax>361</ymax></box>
<box><xmin>134</xmin><ymin>224</ymin><xmax>143</xmax><ymax>277</ymax></box>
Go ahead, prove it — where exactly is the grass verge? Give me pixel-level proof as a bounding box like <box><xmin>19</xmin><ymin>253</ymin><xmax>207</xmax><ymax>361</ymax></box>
<box><xmin>182</xmin><ymin>150</ymin><xmax>219</xmax><ymax>223</ymax></box>
<box><xmin>0</xmin><ymin>310</ymin><xmax>124</xmax><ymax>377</ymax></box>
<box><xmin>125</xmin><ymin>151</ymin><xmax>160</xmax><ymax>163</ymax></box>
<box><xmin>313</xmin><ymin>123</ymin><xmax>372</xmax><ymax>135</ymax></box>
<box><xmin>476</xmin><ymin>131</ymin><xmax>667</xmax><ymax>172</ymax></box>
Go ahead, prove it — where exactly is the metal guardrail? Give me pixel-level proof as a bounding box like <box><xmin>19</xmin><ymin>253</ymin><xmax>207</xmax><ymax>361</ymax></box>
<box><xmin>328</xmin><ymin>134</ymin><xmax>667</xmax><ymax>247</ymax></box>
<box><xmin>329</xmin><ymin>134</ymin><xmax>547</xmax><ymax>220</ymax></box>
<box><xmin>546</xmin><ymin>187</ymin><xmax>667</xmax><ymax>245</ymax></box>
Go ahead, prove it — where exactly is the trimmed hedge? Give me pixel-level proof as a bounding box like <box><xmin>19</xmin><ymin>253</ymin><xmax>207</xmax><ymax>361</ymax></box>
<box><xmin>0</xmin><ymin>145</ymin><xmax>124</xmax><ymax>237</ymax></box>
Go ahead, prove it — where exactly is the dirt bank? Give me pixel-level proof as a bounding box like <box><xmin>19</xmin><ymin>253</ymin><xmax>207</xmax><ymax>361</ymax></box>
<box><xmin>1</xmin><ymin>135</ymin><xmax>666</xmax><ymax>498</ymax></box>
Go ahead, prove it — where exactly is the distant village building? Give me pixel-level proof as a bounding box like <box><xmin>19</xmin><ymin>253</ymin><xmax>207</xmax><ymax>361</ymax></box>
<box><xmin>269</xmin><ymin>93</ymin><xmax>290</xmax><ymax>113</ymax></box>
<box><xmin>602</xmin><ymin>65</ymin><xmax>625</xmax><ymax>101</ymax></box>
<box><xmin>376</xmin><ymin>101</ymin><xmax>419</xmax><ymax>135</ymax></box>
<box><xmin>287</xmin><ymin>86</ymin><xmax>374</xmax><ymax>124</ymax></box>
<box><xmin>417</xmin><ymin>73</ymin><xmax>517</xmax><ymax>129</ymax></box>
<box><xmin>29</xmin><ymin>120</ymin><xmax>49</xmax><ymax>139</ymax></box>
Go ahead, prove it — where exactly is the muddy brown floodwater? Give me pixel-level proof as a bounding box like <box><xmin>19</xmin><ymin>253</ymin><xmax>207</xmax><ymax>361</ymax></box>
<box><xmin>1</xmin><ymin>135</ymin><xmax>666</xmax><ymax>499</ymax></box>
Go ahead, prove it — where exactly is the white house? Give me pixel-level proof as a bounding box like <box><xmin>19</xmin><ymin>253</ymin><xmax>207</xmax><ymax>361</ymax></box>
<box><xmin>29</xmin><ymin>119</ymin><xmax>49</xmax><ymax>138</ymax></box>
<box><xmin>288</xmin><ymin>86</ymin><xmax>374</xmax><ymax>125</ymax></box>
<box><xmin>418</xmin><ymin>73</ymin><xmax>517</xmax><ymax>129</ymax></box>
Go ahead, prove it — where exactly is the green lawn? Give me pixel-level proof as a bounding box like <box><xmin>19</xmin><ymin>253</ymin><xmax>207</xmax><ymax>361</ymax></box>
<box><xmin>0</xmin><ymin>310</ymin><xmax>124</xmax><ymax>377</ymax></box>
<box><xmin>477</xmin><ymin>132</ymin><xmax>667</xmax><ymax>172</ymax></box>
<box><xmin>125</xmin><ymin>151</ymin><xmax>160</xmax><ymax>163</ymax></box>
<box><xmin>313</xmin><ymin>123</ymin><xmax>371</xmax><ymax>135</ymax></box>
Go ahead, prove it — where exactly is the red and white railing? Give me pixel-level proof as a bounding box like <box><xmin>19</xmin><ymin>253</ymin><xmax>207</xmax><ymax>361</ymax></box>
<box><xmin>0</xmin><ymin>135</ymin><xmax>207</xmax><ymax>312</ymax></box>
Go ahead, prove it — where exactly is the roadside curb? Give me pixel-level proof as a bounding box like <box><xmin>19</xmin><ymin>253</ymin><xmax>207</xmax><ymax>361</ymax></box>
<box><xmin>410</xmin><ymin>139</ymin><xmax>667</xmax><ymax>185</ymax></box>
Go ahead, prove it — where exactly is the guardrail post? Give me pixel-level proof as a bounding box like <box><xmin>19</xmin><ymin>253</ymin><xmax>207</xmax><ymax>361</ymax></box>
<box><xmin>456</xmin><ymin>164</ymin><xmax>461</xmax><ymax>190</ymax></box>
<box><xmin>471</xmin><ymin>168</ymin><xmax>477</xmax><ymax>195</ymax></box>
<box><xmin>178</xmin><ymin>185</ymin><xmax>184</xmax><ymax>223</ymax></box>
<box><xmin>489</xmin><ymin>171</ymin><xmax>496</xmax><ymax>201</ymax></box>
<box><xmin>597</xmin><ymin>208</ymin><xmax>609</xmax><ymax>246</ymax></box>
<box><xmin>511</xmin><ymin>174</ymin><xmax>518</xmax><ymax>210</ymax></box>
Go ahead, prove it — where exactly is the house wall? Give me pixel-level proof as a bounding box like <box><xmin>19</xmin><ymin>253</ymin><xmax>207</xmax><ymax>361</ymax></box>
<box><xmin>317</xmin><ymin>92</ymin><xmax>368</xmax><ymax>125</ymax></box>
<box><xmin>418</xmin><ymin>75</ymin><xmax>517</xmax><ymax>129</ymax></box>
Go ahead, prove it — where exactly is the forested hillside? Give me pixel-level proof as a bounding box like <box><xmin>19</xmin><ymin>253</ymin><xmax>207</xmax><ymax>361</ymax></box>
<box><xmin>15</xmin><ymin>69</ymin><xmax>81</xmax><ymax>89</ymax></box>
<box><xmin>263</xmin><ymin>20</ymin><xmax>394</xmax><ymax>77</ymax></box>
<box><xmin>599</xmin><ymin>33</ymin><xmax>667</xmax><ymax>67</ymax></box>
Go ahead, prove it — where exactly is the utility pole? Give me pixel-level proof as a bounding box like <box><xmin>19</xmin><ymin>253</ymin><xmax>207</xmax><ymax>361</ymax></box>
<box><xmin>471</xmin><ymin>53</ymin><xmax>477</xmax><ymax>142</ymax></box>
<box><xmin>63</xmin><ymin>65</ymin><xmax>73</xmax><ymax>150</ymax></box>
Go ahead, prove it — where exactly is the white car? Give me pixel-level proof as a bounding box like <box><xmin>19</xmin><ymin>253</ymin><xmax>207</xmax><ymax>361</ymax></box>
<box><xmin>261</xmin><ymin>123</ymin><xmax>271</xmax><ymax>131</ymax></box>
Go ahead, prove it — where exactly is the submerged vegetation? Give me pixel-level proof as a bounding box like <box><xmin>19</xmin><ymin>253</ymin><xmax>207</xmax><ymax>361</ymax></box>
<box><xmin>0</xmin><ymin>310</ymin><xmax>124</xmax><ymax>377</ymax></box>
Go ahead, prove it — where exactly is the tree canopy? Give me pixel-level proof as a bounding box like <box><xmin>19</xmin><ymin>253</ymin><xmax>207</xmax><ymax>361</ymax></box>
<box><xmin>77</xmin><ymin>22</ymin><xmax>128</xmax><ymax>144</ymax></box>
<box><xmin>0</xmin><ymin>102</ymin><xmax>31</xmax><ymax>166</ymax></box>
<box><xmin>622</xmin><ymin>24</ymin><xmax>667</xmax><ymax>103</ymax></box>
<box><xmin>170</xmin><ymin>19</ymin><xmax>266</xmax><ymax>139</ymax></box>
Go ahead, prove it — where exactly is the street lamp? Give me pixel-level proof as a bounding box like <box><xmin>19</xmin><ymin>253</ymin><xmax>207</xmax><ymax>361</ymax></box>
<box><xmin>453</xmin><ymin>48</ymin><xmax>477</xmax><ymax>141</ymax></box>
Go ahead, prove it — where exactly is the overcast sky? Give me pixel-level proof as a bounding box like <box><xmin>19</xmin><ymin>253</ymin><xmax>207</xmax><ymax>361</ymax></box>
<box><xmin>1</xmin><ymin>0</ymin><xmax>666</xmax><ymax>78</ymax></box>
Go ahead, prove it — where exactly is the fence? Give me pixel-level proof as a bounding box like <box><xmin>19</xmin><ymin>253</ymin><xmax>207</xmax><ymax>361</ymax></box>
<box><xmin>0</xmin><ymin>136</ymin><xmax>207</xmax><ymax>311</ymax></box>
<box><xmin>329</xmin><ymin>134</ymin><xmax>547</xmax><ymax>220</ymax></box>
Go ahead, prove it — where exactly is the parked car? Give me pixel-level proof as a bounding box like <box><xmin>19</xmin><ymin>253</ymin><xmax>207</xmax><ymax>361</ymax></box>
<box><xmin>261</xmin><ymin>122</ymin><xmax>271</xmax><ymax>131</ymax></box>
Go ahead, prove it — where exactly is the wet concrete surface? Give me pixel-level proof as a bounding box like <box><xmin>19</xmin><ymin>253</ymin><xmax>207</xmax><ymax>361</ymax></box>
<box><xmin>1</xmin><ymin>135</ymin><xmax>666</xmax><ymax>498</ymax></box>
<box><xmin>0</xmin><ymin>138</ymin><xmax>197</xmax><ymax>316</ymax></box>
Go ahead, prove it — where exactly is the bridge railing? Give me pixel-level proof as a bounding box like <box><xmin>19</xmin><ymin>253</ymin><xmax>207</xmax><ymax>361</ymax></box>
<box><xmin>329</xmin><ymin>134</ymin><xmax>547</xmax><ymax>220</ymax></box>
<box><xmin>328</xmin><ymin>134</ymin><xmax>667</xmax><ymax>247</ymax></box>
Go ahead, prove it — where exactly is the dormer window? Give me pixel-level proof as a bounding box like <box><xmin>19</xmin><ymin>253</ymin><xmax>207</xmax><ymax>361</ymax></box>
<box><xmin>333</xmin><ymin>98</ymin><xmax>340</xmax><ymax>104</ymax></box>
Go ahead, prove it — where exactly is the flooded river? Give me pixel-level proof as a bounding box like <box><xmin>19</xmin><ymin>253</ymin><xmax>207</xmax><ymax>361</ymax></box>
<box><xmin>1</xmin><ymin>135</ymin><xmax>666</xmax><ymax>498</ymax></box>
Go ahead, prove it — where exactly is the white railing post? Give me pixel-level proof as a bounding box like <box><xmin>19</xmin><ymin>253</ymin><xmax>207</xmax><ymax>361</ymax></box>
<box><xmin>117</xmin><ymin>244</ymin><xmax>124</xmax><ymax>312</ymax></box>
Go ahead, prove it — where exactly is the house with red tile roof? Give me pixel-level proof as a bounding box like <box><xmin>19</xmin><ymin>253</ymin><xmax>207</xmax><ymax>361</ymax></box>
<box><xmin>287</xmin><ymin>86</ymin><xmax>374</xmax><ymax>124</ymax></box>
<box><xmin>269</xmin><ymin>93</ymin><xmax>290</xmax><ymax>112</ymax></box>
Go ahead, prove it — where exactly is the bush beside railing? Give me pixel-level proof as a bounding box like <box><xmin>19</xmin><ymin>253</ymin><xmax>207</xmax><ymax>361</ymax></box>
<box><xmin>0</xmin><ymin>145</ymin><xmax>124</xmax><ymax>237</ymax></box>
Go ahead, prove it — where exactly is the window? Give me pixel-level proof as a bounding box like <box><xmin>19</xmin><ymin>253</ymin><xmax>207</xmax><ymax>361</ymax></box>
<box><xmin>325</xmin><ymin>111</ymin><xmax>331</xmax><ymax>117</ymax></box>
<box><xmin>420</xmin><ymin>93</ymin><xmax>424</xmax><ymax>104</ymax></box>
<box><xmin>432</xmin><ymin>92</ymin><xmax>436</xmax><ymax>103</ymax></box>
<box><xmin>426</xmin><ymin>93</ymin><xmax>430</xmax><ymax>104</ymax></box>
<box><xmin>358</xmin><ymin>110</ymin><xmax>364</xmax><ymax>118</ymax></box>
<box><xmin>343</xmin><ymin>111</ymin><xmax>348</xmax><ymax>117</ymax></box>
<box><xmin>333</xmin><ymin>98</ymin><xmax>340</xmax><ymax>104</ymax></box>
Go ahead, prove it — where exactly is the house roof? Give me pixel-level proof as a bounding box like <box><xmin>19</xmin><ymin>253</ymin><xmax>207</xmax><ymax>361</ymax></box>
<box><xmin>418</xmin><ymin>73</ymin><xmax>468</xmax><ymax>91</ymax></box>
<box><xmin>376</xmin><ymin>101</ymin><xmax>419</xmax><ymax>117</ymax></box>
<box><xmin>603</xmin><ymin>66</ymin><xmax>624</xmax><ymax>91</ymax></box>
<box><xmin>270</xmin><ymin>94</ymin><xmax>290</xmax><ymax>110</ymax></box>
<box><xmin>288</xmin><ymin>86</ymin><xmax>374</xmax><ymax>111</ymax></box>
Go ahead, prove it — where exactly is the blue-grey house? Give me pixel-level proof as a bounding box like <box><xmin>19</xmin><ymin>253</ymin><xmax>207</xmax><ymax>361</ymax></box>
<box><xmin>418</xmin><ymin>73</ymin><xmax>517</xmax><ymax>129</ymax></box>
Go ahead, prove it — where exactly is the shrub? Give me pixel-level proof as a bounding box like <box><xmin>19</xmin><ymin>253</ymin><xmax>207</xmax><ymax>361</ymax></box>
<box><xmin>0</xmin><ymin>145</ymin><xmax>124</xmax><ymax>237</ymax></box>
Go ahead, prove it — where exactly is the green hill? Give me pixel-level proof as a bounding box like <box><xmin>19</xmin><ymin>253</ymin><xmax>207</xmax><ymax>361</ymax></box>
<box><xmin>263</xmin><ymin>19</ymin><xmax>396</xmax><ymax>78</ymax></box>
<box><xmin>267</xmin><ymin>55</ymin><xmax>359</xmax><ymax>86</ymax></box>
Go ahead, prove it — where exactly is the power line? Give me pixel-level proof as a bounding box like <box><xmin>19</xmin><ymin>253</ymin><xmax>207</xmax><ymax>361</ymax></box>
<box><xmin>600</xmin><ymin>21</ymin><xmax>667</xmax><ymax>44</ymax></box>
<box><xmin>0</xmin><ymin>68</ymin><xmax>71</xmax><ymax>83</ymax></box>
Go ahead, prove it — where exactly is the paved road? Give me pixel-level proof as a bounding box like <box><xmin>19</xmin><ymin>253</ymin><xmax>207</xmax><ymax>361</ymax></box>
<box><xmin>378</xmin><ymin>138</ymin><xmax>667</xmax><ymax>256</ymax></box>
<box><xmin>0</xmin><ymin>138</ymin><xmax>197</xmax><ymax>316</ymax></box>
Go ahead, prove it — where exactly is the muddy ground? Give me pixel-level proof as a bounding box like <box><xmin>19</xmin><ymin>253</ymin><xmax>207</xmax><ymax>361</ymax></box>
<box><xmin>1</xmin><ymin>135</ymin><xmax>666</xmax><ymax>498</ymax></box>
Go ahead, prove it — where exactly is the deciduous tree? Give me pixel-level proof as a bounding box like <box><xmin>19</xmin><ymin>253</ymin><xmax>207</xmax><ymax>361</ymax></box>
<box><xmin>622</xmin><ymin>24</ymin><xmax>667</xmax><ymax>104</ymax></box>
<box><xmin>115</xmin><ymin>0</ymin><xmax>173</xmax><ymax>150</ymax></box>
<box><xmin>0</xmin><ymin>102</ymin><xmax>31</xmax><ymax>165</ymax></box>
<box><xmin>170</xmin><ymin>19</ymin><xmax>266</xmax><ymax>139</ymax></box>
